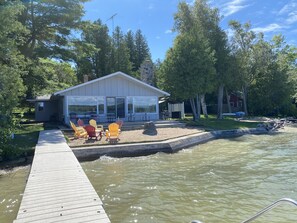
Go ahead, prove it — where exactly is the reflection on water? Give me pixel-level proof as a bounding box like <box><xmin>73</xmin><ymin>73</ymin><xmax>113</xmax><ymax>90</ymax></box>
<box><xmin>82</xmin><ymin>130</ymin><xmax>297</xmax><ymax>223</ymax></box>
<box><xmin>0</xmin><ymin>167</ymin><xmax>29</xmax><ymax>223</ymax></box>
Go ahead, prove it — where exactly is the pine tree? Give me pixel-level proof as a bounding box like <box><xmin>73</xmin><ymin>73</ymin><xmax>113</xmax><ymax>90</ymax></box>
<box><xmin>111</xmin><ymin>26</ymin><xmax>132</xmax><ymax>74</ymax></box>
<box><xmin>134</xmin><ymin>29</ymin><xmax>151</xmax><ymax>71</ymax></box>
<box><xmin>125</xmin><ymin>30</ymin><xmax>137</xmax><ymax>71</ymax></box>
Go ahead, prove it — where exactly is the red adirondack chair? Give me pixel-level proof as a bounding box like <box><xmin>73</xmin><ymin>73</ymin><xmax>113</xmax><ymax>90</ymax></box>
<box><xmin>77</xmin><ymin>119</ymin><xmax>85</xmax><ymax>127</ymax></box>
<box><xmin>84</xmin><ymin>125</ymin><xmax>101</xmax><ymax>140</ymax></box>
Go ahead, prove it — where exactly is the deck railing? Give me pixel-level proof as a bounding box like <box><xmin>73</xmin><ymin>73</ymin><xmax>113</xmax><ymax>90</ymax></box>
<box><xmin>191</xmin><ymin>198</ymin><xmax>297</xmax><ymax>223</ymax></box>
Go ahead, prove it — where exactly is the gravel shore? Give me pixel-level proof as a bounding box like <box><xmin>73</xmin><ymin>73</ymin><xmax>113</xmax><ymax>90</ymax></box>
<box><xmin>66</xmin><ymin>127</ymin><xmax>203</xmax><ymax>148</ymax></box>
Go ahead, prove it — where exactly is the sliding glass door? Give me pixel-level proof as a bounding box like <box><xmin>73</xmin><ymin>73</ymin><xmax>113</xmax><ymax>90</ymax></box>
<box><xmin>106</xmin><ymin>97</ymin><xmax>125</xmax><ymax>120</ymax></box>
<box><xmin>116</xmin><ymin>98</ymin><xmax>125</xmax><ymax>118</ymax></box>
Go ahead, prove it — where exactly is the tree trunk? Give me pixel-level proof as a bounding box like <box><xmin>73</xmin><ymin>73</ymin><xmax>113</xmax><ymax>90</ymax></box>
<box><xmin>225</xmin><ymin>88</ymin><xmax>232</xmax><ymax>113</ymax></box>
<box><xmin>200</xmin><ymin>94</ymin><xmax>208</xmax><ymax>118</ymax></box>
<box><xmin>189</xmin><ymin>98</ymin><xmax>197</xmax><ymax>121</ymax></box>
<box><xmin>196</xmin><ymin>94</ymin><xmax>201</xmax><ymax>119</ymax></box>
<box><xmin>242</xmin><ymin>85</ymin><xmax>248</xmax><ymax>116</ymax></box>
<box><xmin>217</xmin><ymin>84</ymin><xmax>224</xmax><ymax>119</ymax></box>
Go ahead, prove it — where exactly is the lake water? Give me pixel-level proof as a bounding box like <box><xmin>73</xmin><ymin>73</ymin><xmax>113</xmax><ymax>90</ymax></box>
<box><xmin>0</xmin><ymin>167</ymin><xmax>29</xmax><ymax>223</ymax></box>
<box><xmin>1</xmin><ymin>128</ymin><xmax>297</xmax><ymax>223</ymax></box>
<box><xmin>82</xmin><ymin>129</ymin><xmax>297</xmax><ymax>223</ymax></box>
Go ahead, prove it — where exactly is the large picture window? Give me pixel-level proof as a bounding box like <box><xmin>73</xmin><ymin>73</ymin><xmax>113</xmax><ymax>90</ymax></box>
<box><xmin>68</xmin><ymin>96</ymin><xmax>104</xmax><ymax>116</ymax></box>
<box><xmin>133</xmin><ymin>97</ymin><xmax>157</xmax><ymax>113</ymax></box>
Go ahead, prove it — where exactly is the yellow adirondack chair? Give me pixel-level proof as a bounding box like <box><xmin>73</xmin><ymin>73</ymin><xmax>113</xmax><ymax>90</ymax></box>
<box><xmin>70</xmin><ymin>121</ymin><xmax>88</xmax><ymax>138</ymax></box>
<box><xmin>115</xmin><ymin>119</ymin><xmax>123</xmax><ymax>133</ymax></box>
<box><xmin>105</xmin><ymin>123</ymin><xmax>120</xmax><ymax>142</ymax></box>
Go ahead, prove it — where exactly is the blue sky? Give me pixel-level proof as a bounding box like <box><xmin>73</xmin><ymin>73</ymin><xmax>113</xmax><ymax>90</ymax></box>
<box><xmin>83</xmin><ymin>0</ymin><xmax>297</xmax><ymax>61</ymax></box>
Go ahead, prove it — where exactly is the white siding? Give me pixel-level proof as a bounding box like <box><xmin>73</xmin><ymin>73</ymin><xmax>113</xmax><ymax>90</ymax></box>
<box><xmin>61</xmin><ymin>76</ymin><xmax>162</xmax><ymax>97</ymax></box>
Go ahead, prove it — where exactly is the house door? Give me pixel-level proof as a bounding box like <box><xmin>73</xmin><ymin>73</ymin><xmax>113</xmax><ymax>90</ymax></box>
<box><xmin>116</xmin><ymin>98</ymin><xmax>125</xmax><ymax>118</ymax></box>
<box><xmin>106</xmin><ymin>97</ymin><xmax>125</xmax><ymax>120</ymax></box>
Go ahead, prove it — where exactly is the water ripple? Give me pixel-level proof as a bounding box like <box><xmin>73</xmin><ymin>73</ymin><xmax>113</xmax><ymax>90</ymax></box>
<box><xmin>81</xmin><ymin>131</ymin><xmax>297</xmax><ymax>223</ymax></box>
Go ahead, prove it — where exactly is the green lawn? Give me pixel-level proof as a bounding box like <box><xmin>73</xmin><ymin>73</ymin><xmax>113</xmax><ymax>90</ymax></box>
<box><xmin>184</xmin><ymin>115</ymin><xmax>261</xmax><ymax>130</ymax></box>
<box><xmin>4</xmin><ymin>124</ymin><xmax>44</xmax><ymax>159</ymax></box>
<box><xmin>13</xmin><ymin>124</ymin><xmax>44</xmax><ymax>148</ymax></box>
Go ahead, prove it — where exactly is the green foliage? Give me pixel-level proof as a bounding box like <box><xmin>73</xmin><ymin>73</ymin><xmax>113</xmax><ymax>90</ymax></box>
<box><xmin>160</xmin><ymin>0</ymin><xmax>216</xmax><ymax>101</ymax></box>
<box><xmin>0</xmin><ymin>65</ymin><xmax>26</xmax><ymax>116</ymax></box>
<box><xmin>111</xmin><ymin>26</ymin><xmax>133</xmax><ymax>74</ymax></box>
<box><xmin>124</xmin><ymin>29</ymin><xmax>151</xmax><ymax>73</ymax></box>
<box><xmin>0</xmin><ymin>123</ymin><xmax>44</xmax><ymax>161</ymax></box>
<box><xmin>0</xmin><ymin>115</ymin><xmax>18</xmax><ymax>161</ymax></box>
<box><xmin>134</xmin><ymin>29</ymin><xmax>151</xmax><ymax>71</ymax></box>
<box><xmin>18</xmin><ymin>0</ymin><xmax>88</xmax><ymax>59</ymax></box>
<box><xmin>125</xmin><ymin>30</ymin><xmax>137</xmax><ymax>71</ymax></box>
<box><xmin>248</xmin><ymin>35</ymin><xmax>297</xmax><ymax>116</ymax></box>
<box><xmin>0</xmin><ymin>1</ymin><xmax>26</xmax><ymax>116</ymax></box>
<box><xmin>32</xmin><ymin>58</ymin><xmax>77</xmax><ymax>95</ymax></box>
<box><xmin>72</xmin><ymin>21</ymin><xmax>151</xmax><ymax>82</ymax></box>
<box><xmin>0</xmin><ymin>2</ymin><xmax>28</xmax><ymax>161</ymax></box>
<box><xmin>160</xmin><ymin>33</ymin><xmax>216</xmax><ymax>101</ymax></box>
<box><xmin>17</xmin><ymin>0</ymin><xmax>87</xmax><ymax>97</ymax></box>
<box><xmin>73</xmin><ymin>20</ymin><xmax>112</xmax><ymax>81</ymax></box>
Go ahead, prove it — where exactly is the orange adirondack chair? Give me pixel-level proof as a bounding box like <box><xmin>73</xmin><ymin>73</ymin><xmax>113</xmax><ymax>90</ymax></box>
<box><xmin>105</xmin><ymin>123</ymin><xmax>120</xmax><ymax>143</ymax></box>
<box><xmin>84</xmin><ymin>125</ymin><xmax>101</xmax><ymax>140</ymax></box>
<box><xmin>70</xmin><ymin>121</ymin><xmax>88</xmax><ymax>138</ymax></box>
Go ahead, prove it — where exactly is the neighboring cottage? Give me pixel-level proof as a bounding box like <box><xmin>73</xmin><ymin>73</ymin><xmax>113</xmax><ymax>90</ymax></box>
<box><xmin>29</xmin><ymin>71</ymin><xmax>170</xmax><ymax>125</ymax></box>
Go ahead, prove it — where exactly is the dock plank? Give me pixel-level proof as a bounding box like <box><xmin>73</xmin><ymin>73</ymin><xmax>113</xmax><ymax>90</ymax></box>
<box><xmin>14</xmin><ymin>130</ymin><xmax>110</xmax><ymax>223</ymax></box>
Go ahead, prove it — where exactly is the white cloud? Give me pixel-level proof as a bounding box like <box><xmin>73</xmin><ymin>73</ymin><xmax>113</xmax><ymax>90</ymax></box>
<box><xmin>221</xmin><ymin>0</ymin><xmax>251</xmax><ymax>17</ymax></box>
<box><xmin>278</xmin><ymin>1</ymin><xmax>297</xmax><ymax>15</ymax></box>
<box><xmin>287</xmin><ymin>12</ymin><xmax>297</xmax><ymax>24</ymax></box>
<box><xmin>165</xmin><ymin>29</ymin><xmax>173</xmax><ymax>34</ymax></box>
<box><xmin>278</xmin><ymin>1</ymin><xmax>297</xmax><ymax>24</ymax></box>
<box><xmin>252</xmin><ymin>23</ymin><xmax>282</xmax><ymax>33</ymax></box>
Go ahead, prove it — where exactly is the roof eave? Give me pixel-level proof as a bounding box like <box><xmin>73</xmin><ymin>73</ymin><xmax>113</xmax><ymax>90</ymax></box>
<box><xmin>53</xmin><ymin>71</ymin><xmax>170</xmax><ymax>97</ymax></box>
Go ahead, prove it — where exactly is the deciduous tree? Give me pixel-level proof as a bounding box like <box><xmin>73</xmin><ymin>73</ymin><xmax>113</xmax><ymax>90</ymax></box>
<box><xmin>229</xmin><ymin>21</ymin><xmax>257</xmax><ymax>116</ymax></box>
<box><xmin>160</xmin><ymin>1</ymin><xmax>216</xmax><ymax>120</ymax></box>
<box><xmin>0</xmin><ymin>1</ymin><xmax>26</xmax><ymax>117</ymax></box>
<box><xmin>0</xmin><ymin>1</ymin><xmax>26</xmax><ymax>157</ymax></box>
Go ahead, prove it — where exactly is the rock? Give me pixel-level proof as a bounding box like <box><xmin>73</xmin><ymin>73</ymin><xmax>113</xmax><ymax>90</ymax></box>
<box><xmin>257</xmin><ymin>119</ymin><xmax>285</xmax><ymax>131</ymax></box>
<box><xmin>143</xmin><ymin>121</ymin><xmax>157</xmax><ymax>135</ymax></box>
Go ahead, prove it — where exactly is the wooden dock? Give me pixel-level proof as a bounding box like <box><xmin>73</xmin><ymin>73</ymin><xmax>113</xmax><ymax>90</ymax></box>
<box><xmin>14</xmin><ymin>130</ymin><xmax>110</xmax><ymax>223</ymax></box>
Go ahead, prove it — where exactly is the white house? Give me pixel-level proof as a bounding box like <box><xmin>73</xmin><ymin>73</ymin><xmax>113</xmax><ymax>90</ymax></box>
<box><xmin>32</xmin><ymin>71</ymin><xmax>170</xmax><ymax>125</ymax></box>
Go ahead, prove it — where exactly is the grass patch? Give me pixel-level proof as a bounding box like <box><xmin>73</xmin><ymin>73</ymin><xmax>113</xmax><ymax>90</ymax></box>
<box><xmin>7</xmin><ymin>123</ymin><xmax>44</xmax><ymax>158</ymax></box>
<box><xmin>184</xmin><ymin>115</ymin><xmax>261</xmax><ymax>130</ymax></box>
